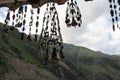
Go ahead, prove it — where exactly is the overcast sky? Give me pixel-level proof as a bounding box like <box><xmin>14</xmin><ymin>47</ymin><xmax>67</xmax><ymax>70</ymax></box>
<box><xmin>0</xmin><ymin>0</ymin><xmax>120</xmax><ymax>55</ymax></box>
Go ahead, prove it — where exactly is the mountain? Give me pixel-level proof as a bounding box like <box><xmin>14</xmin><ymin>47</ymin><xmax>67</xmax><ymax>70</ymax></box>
<box><xmin>0</xmin><ymin>23</ymin><xmax>120</xmax><ymax>80</ymax></box>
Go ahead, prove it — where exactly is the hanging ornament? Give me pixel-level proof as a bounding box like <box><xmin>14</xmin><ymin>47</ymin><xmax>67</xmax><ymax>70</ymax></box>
<box><xmin>27</xmin><ymin>8</ymin><xmax>33</xmax><ymax>41</ymax></box>
<box><xmin>20</xmin><ymin>5</ymin><xmax>26</xmax><ymax>40</ymax></box>
<box><xmin>118</xmin><ymin>0</ymin><xmax>120</xmax><ymax>29</ymax></box>
<box><xmin>34</xmin><ymin>7</ymin><xmax>40</xmax><ymax>41</ymax></box>
<box><xmin>118</xmin><ymin>0</ymin><xmax>120</xmax><ymax>8</ymax></box>
<box><xmin>114</xmin><ymin>0</ymin><xmax>119</xmax><ymax>29</ymax></box>
<box><xmin>108</xmin><ymin>0</ymin><xmax>120</xmax><ymax>31</ymax></box>
<box><xmin>65</xmin><ymin>0</ymin><xmax>82</xmax><ymax>27</ymax></box>
<box><xmin>38</xmin><ymin>3</ymin><xmax>64</xmax><ymax>65</ymax></box>
<box><xmin>15</xmin><ymin>5</ymin><xmax>24</xmax><ymax>28</ymax></box>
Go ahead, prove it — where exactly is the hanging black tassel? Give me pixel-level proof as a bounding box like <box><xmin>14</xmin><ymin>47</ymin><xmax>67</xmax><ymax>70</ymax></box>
<box><xmin>51</xmin><ymin>48</ymin><xmax>59</xmax><ymax>60</ymax></box>
<box><xmin>71</xmin><ymin>17</ymin><xmax>78</xmax><ymax>27</ymax></box>
<box><xmin>24</xmin><ymin>6</ymin><xmax>27</xmax><ymax>18</ymax></box>
<box><xmin>3</xmin><ymin>25</ymin><xmax>9</xmax><ymax>33</ymax></box>
<box><xmin>25</xmin><ymin>6</ymin><xmax>27</xmax><ymax>13</ymax></box>
<box><xmin>21</xmin><ymin>26</ymin><xmax>25</xmax><ymax>40</ymax></box>
<box><xmin>6</xmin><ymin>12</ymin><xmax>10</xmax><ymax>21</ymax></box>
<box><xmin>27</xmin><ymin>34</ymin><xmax>32</xmax><ymax>41</ymax></box>
<box><xmin>27</xmin><ymin>8</ymin><xmax>34</xmax><ymax>41</ymax></box>
<box><xmin>113</xmin><ymin>24</ymin><xmax>115</xmax><ymax>31</ymax></box>
<box><xmin>113</xmin><ymin>0</ymin><xmax>120</xmax><ymax>29</ymax></box>
<box><xmin>65</xmin><ymin>14</ymin><xmax>70</xmax><ymax>24</ymax></box>
<box><xmin>109</xmin><ymin>0</ymin><xmax>120</xmax><ymax>31</ymax></box>
<box><xmin>18</xmin><ymin>6</ymin><xmax>23</xmax><ymax>14</ymax></box>
<box><xmin>34</xmin><ymin>34</ymin><xmax>38</xmax><ymax>41</ymax></box>
<box><xmin>35</xmin><ymin>28</ymin><xmax>38</xmax><ymax>41</ymax></box>
<box><xmin>4</xmin><ymin>10</ymin><xmax>11</xmax><ymax>33</ymax></box>
<box><xmin>11</xmin><ymin>12</ymin><xmax>16</xmax><ymax>31</ymax></box>
<box><xmin>27</xmin><ymin>26</ymin><xmax>32</xmax><ymax>41</ymax></box>
<box><xmin>12</xmin><ymin>14</ymin><xmax>15</xmax><ymax>20</ymax></box>
<box><xmin>21</xmin><ymin>33</ymin><xmax>24</xmax><ymax>40</ymax></box>
<box><xmin>35</xmin><ymin>7</ymin><xmax>40</xmax><ymax>41</ymax></box>
<box><xmin>38</xmin><ymin>3</ymin><xmax>64</xmax><ymax>64</ymax></box>
<box><xmin>15</xmin><ymin>22</ymin><xmax>22</xmax><ymax>27</ymax></box>
<box><xmin>37</xmin><ymin>7</ymin><xmax>40</xmax><ymax>14</ymax></box>
<box><xmin>4</xmin><ymin>11</ymin><xmax>10</xmax><ymax>27</ymax></box>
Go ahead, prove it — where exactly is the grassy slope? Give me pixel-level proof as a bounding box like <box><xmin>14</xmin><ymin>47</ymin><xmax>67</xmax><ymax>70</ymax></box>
<box><xmin>0</xmin><ymin>23</ymin><xmax>120</xmax><ymax>80</ymax></box>
<box><xmin>64</xmin><ymin>44</ymin><xmax>120</xmax><ymax>80</ymax></box>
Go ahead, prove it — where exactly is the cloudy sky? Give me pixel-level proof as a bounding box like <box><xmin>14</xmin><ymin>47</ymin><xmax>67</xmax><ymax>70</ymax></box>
<box><xmin>0</xmin><ymin>0</ymin><xmax>120</xmax><ymax>55</ymax></box>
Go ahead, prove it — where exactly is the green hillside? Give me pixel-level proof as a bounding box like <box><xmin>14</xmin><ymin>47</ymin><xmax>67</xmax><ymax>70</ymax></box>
<box><xmin>0</xmin><ymin>23</ymin><xmax>120</xmax><ymax>80</ymax></box>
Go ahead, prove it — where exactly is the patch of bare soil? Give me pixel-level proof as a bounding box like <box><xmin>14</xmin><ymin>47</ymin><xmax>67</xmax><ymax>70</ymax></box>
<box><xmin>4</xmin><ymin>57</ymin><xmax>60</xmax><ymax>80</ymax></box>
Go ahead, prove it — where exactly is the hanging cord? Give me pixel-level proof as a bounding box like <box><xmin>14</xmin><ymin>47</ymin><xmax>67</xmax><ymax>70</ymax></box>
<box><xmin>109</xmin><ymin>0</ymin><xmax>114</xmax><ymax>31</ymax></box>
<box><xmin>44</xmin><ymin>3</ymin><xmax>51</xmax><ymax>63</ymax></box>
<box><xmin>113</xmin><ymin>0</ymin><xmax>120</xmax><ymax>29</ymax></box>
<box><xmin>27</xmin><ymin>8</ymin><xmax>33</xmax><ymax>41</ymax></box>
<box><xmin>35</xmin><ymin>7</ymin><xmax>40</xmax><ymax>41</ymax></box>
<box><xmin>118</xmin><ymin>0</ymin><xmax>120</xmax><ymax>17</ymax></box>
<box><xmin>19</xmin><ymin>5</ymin><xmax>25</xmax><ymax>40</ymax></box>
<box><xmin>10</xmin><ymin>10</ymin><xmax>16</xmax><ymax>31</ymax></box>
<box><xmin>15</xmin><ymin>5</ymin><xmax>24</xmax><ymax>28</ymax></box>
<box><xmin>118</xmin><ymin>0</ymin><xmax>120</xmax><ymax>29</ymax></box>
<box><xmin>3</xmin><ymin>9</ymin><xmax>11</xmax><ymax>33</ymax></box>
<box><xmin>38</xmin><ymin>3</ymin><xmax>52</xmax><ymax>64</ymax></box>
<box><xmin>53</xmin><ymin>3</ymin><xmax>64</xmax><ymax>59</ymax></box>
<box><xmin>38</xmin><ymin>2</ymin><xmax>64</xmax><ymax>64</ymax></box>
<box><xmin>75</xmin><ymin>1</ymin><xmax>82</xmax><ymax>27</ymax></box>
<box><xmin>21</xmin><ymin>5</ymin><xmax>27</xmax><ymax>33</ymax></box>
<box><xmin>38</xmin><ymin>4</ymin><xmax>49</xmax><ymax>50</ymax></box>
<box><xmin>108</xmin><ymin>0</ymin><xmax>118</xmax><ymax>31</ymax></box>
<box><xmin>50</xmin><ymin>3</ymin><xmax>58</xmax><ymax>61</ymax></box>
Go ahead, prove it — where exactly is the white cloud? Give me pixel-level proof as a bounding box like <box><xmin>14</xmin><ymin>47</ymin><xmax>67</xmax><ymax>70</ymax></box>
<box><xmin>0</xmin><ymin>7</ymin><xmax>9</xmax><ymax>23</ymax></box>
<box><xmin>56</xmin><ymin>0</ymin><xmax>120</xmax><ymax>55</ymax></box>
<box><xmin>73</xmin><ymin>14</ymin><xmax>120</xmax><ymax>55</ymax></box>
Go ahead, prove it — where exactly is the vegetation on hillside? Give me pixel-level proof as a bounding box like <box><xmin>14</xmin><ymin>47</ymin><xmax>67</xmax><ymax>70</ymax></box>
<box><xmin>0</xmin><ymin>23</ymin><xmax>120</xmax><ymax>80</ymax></box>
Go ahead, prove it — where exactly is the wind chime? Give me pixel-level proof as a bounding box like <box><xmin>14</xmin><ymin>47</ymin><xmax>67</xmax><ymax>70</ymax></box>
<box><xmin>3</xmin><ymin>5</ymin><xmax>41</xmax><ymax>41</ymax></box>
<box><xmin>38</xmin><ymin>2</ymin><xmax>64</xmax><ymax>64</ymax></box>
<box><xmin>2</xmin><ymin>0</ymin><xmax>94</xmax><ymax>65</ymax></box>
<box><xmin>108</xmin><ymin>0</ymin><xmax>120</xmax><ymax>31</ymax></box>
<box><xmin>65</xmin><ymin>0</ymin><xmax>82</xmax><ymax>27</ymax></box>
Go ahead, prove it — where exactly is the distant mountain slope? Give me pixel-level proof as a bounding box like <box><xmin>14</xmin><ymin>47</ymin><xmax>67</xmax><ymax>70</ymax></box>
<box><xmin>0</xmin><ymin>23</ymin><xmax>120</xmax><ymax>80</ymax></box>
